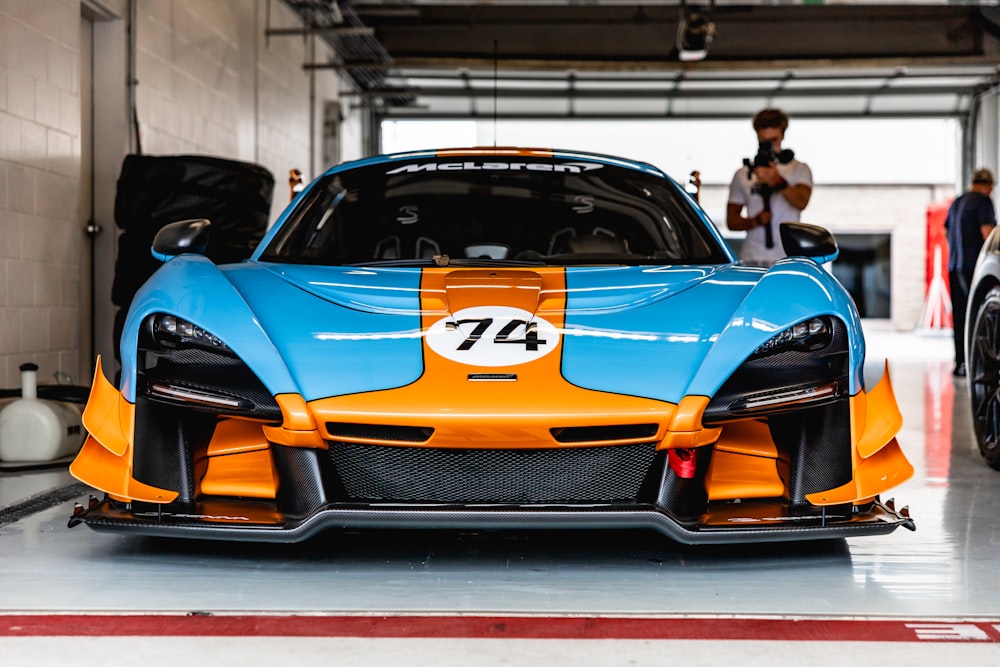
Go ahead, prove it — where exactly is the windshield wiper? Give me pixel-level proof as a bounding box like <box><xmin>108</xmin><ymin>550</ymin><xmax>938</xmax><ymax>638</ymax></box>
<box><xmin>344</xmin><ymin>259</ymin><xmax>442</xmax><ymax>267</ymax></box>
<box><xmin>439</xmin><ymin>257</ymin><xmax>547</xmax><ymax>267</ymax></box>
<box><xmin>346</xmin><ymin>257</ymin><xmax>547</xmax><ymax>268</ymax></box>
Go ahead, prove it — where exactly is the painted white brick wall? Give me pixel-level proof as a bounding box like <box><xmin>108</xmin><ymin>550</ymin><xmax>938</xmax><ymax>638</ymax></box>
<box><xmin>0</xmin><ymin>0</ymin><xmax>346</xmax><ymax>389</ymax></box>
<box><xmin>136</xmin><ymin>1</ymin><xmax>242</xmax><ymax>158</ymax></box>
<box><xmin>134</xmin><ymin>0</ymin><xmax>321</xmax><ymax>217</ymax></box>
<box><xmin>0</xmin><ymin>0</ymin><xmax>85</xmax><ymax>390</ymax></box>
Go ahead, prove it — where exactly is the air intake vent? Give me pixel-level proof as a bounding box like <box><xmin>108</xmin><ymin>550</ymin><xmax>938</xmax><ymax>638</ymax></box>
<box><xmin>326</xmin><ymin>422</ymin><xmax>433</xmax><ymax>443</ymax></box>
<box><xmin>550</xmin><ymin>423</ymin><xmax>658</xmax><ymax>443</ymax></box>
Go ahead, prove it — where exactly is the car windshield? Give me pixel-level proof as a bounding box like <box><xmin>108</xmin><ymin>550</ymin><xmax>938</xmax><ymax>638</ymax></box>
<box><xmin>258</xmin><ymin>156</ymin><xmax>731</xmax><ymax>266</ymax></box>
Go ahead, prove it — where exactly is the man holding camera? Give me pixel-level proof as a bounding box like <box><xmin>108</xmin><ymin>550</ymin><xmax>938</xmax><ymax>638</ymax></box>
<box><xmin>726</xmin><ymin>108</ymin><xmax>813</xmax><ymax>267</ymax></box>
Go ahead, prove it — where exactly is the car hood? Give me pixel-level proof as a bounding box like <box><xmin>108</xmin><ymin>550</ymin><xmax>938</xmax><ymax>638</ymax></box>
<box><xmin>215</xmin><ymin>262</ymin><xmax>766</xmax><ymax>404</ymax></box>
<box><xmin>258</xmin><ymin>263</ymin><xmax>738</xmax><ymax>315</ymax></box>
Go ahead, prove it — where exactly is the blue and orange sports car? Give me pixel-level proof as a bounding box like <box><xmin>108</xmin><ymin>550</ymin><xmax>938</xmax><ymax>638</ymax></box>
<box><xmin>69</xmin><ymin>147</ymin><xmax>915</xmax><ymax>544</ymax></box>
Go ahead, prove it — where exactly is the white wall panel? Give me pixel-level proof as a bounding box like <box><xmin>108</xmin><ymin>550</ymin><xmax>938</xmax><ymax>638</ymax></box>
<box><xmin>0</xmin><ymin>0</ymin><xmax>357</xmax><ymax>388</ymax></box>
<box><xmin>0</xmin><ymin>1</ymin><xmax>87</xmax><ymax>387</ymax></box>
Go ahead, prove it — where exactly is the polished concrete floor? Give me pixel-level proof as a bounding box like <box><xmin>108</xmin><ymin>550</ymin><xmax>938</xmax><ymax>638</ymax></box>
<box><xmin>1</xmin><ymin>324</ymin><xmax>999</xmax><ymax>665</ymax></box>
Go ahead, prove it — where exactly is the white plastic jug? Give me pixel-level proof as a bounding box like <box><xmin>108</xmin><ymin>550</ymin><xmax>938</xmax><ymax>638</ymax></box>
<box><xmin>0</xmin><ymin>363</ymin><xmax>84</xmax><ymax>462</ymax></box>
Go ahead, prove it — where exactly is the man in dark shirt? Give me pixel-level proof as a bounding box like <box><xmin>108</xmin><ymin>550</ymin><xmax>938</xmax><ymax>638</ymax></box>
<box><xmin>946</xmin><ymin>168</ymin><xmax>997</xmax><ymax>377</ymax></box>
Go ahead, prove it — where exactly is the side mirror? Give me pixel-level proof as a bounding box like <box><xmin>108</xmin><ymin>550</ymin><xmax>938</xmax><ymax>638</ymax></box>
<box><xmin>780</xmin><ymin>222</ymin><xmax>839</xmax><ymax>264</ymax></box>
<box><xmin>151</xmin><ymin>219</ymin><xmax>211</xmax><ymax>262</ymax></box>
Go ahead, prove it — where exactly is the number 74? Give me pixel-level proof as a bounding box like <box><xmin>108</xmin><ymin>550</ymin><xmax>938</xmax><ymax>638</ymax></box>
<box><xmin>448</xmin><ymin>318</ymin><xmax>548</xmax><ymax>352</ymax></box>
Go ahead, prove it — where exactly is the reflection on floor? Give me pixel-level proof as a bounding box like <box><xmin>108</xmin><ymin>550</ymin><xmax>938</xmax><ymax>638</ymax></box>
<box><xmin>1</xmin><ymin>325</ymin><xmax>998</xmax><ymax>664</ymax></box>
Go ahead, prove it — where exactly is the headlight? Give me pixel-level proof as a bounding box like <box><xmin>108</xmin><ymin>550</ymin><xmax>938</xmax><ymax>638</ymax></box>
<box><xmin>702</xmin><ymin>316</ymin><xmax>848</xmax><ymax>424</ymax></box>
<box><xmin>753</xmin><ymin>317</ymin><xmax>832</xmax><ymax>357</ymax></box>
<box><xmin>727</xmin><ymin>380</ymin><xmax>841</xmax><ymax>415</ymax></box>
<box><xmin>137</xmin><ymin>313</ymin><xmax>280</xmax><ymax>421</ymax></box>
<box><xmin>153</xmin><ymin>314</ymin><xmax>229</xmax><ymax>350</ymax></box>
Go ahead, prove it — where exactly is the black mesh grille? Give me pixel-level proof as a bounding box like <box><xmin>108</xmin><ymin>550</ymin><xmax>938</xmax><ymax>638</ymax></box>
<box><xmin>328</xmin><ymin>442</ymin><xmax>658</xmax><ymax>504</ymax></box>
<box><xmin>326</xmin><ymin>423</ymin><xmax>434</xmax><ymax>443</ymax></box>
<box><xmin>551</xmin><ymin>423</ymin><xmax>658</xmax><ymax>443</ymax></box>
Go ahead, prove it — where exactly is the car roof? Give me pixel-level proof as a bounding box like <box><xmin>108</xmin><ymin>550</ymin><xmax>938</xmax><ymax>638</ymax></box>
<box><xmin>321</xmin><ymin>147</ymin><xmax>668</xmax><ymax>179</ymax></box>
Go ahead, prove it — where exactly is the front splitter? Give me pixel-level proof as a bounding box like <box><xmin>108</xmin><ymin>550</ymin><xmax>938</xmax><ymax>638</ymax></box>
<box><xmin>69</xmin><ymin>498</ymin><xmax>915</xmax><ymax>545</ymax></box>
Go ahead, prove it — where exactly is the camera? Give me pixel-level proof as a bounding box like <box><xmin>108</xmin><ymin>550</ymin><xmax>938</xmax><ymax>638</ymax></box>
<box><xmin>742</xmin><ymin>141</ymin><xmax>795</xmax><ymax>250</ymax></box>
<box><xmin>743</xmin><ymin>141</ymin><xmax>795</xmax><ymax>173</ymax></box>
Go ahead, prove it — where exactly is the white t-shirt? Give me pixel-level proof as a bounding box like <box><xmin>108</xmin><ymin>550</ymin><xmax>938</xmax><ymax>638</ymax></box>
<box><xmin>728</xmin><ymin>159</ymin><xmax>813</xmax><ymax>266</ymax></box>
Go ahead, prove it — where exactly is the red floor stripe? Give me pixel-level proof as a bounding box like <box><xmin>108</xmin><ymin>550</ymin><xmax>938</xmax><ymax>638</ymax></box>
<box><xmin>1</xmin><ymin>615</ymin><xmax>999</xmax><ymax>642</ymax></box>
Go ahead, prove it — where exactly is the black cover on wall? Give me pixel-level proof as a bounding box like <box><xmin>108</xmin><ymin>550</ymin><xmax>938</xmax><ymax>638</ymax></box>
<box><xmin>111</xmin><ymin>154</ymin><xmax>275</xmax><ymax>308</ymax></box>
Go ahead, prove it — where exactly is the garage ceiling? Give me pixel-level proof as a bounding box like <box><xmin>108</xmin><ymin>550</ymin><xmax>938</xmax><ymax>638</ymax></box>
<box><xmin>278</xmin><ymin>1</ymin><xmax>1000</xmax><ymax>119</ymax></box>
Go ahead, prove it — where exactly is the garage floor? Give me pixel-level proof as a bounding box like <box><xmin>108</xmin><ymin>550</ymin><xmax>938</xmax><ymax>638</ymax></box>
<box><xmin>1</xmin><ymin>324</ymin><xmax>999</xmax><ymax>665</ymax></box>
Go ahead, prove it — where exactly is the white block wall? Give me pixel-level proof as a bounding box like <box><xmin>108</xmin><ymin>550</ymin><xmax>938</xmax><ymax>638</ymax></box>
<box><xmin>134</xmin><ymin>0</ymin><xmax>336</xmax><ymax>216</ymax></box>
<box><xmin>0</xmin><ymin>0</ymin><xmax>84</xmax><ymax>390</ymax></box>
<box><xmin>0</xmin><ymin>0</ymin><xmax>356</xmax><ymax>389</ymax></box>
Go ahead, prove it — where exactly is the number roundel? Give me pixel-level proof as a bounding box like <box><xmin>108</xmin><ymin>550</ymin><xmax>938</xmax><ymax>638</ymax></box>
<box><xmin>426</xmin><ymin>306</ymin><xmax>561</xmax><ymax>367</ymax></box>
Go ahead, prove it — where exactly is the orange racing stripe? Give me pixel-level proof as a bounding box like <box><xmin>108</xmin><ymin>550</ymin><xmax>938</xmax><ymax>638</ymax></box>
<box><xmin>307</xmin><ymin>267</ymin><xmax>681</xmax><ymax>449</ymax></box>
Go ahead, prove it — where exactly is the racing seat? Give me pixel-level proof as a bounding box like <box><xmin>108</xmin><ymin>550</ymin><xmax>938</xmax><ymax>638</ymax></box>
<box><xmin>374</xmin><ymin>236</ymin><xmax>401</xmax><ymax>259</ymax></box>
<box><xmin>549</xmin><ymin>227</ymin><xmax>629</xmax><ymax>255</ymax></box>
<box><xmin>547</xmin><ymin>227</ymin><xmax>576</xmax><ymax>255</ymax></box>
<box><xmin>567</xmin><ymin>234</ymin><xmax>629</xmax><ymax>254</ymax></box>
<box><xmin>416</xmin><ymin>236</ymin><xmax>441</xmax><ymax>258</ymax></box>
<box><xmin>464</xmin><ymin>243</ymin><xmax>511</xmax><ymax>259</ymax></box>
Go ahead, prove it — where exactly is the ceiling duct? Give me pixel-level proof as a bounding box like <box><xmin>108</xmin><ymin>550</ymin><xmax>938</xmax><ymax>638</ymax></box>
<box><xmin>276</xmin><ymin>0</ymin><xmax>416</xmax><ymax>107</ymax></box>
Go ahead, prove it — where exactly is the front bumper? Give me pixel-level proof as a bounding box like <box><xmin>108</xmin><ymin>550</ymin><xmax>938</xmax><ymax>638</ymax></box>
<box><xmin>69</xmin><ymin>496</ymin><xmax>915</xmax><ymax>545</ymax></box>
